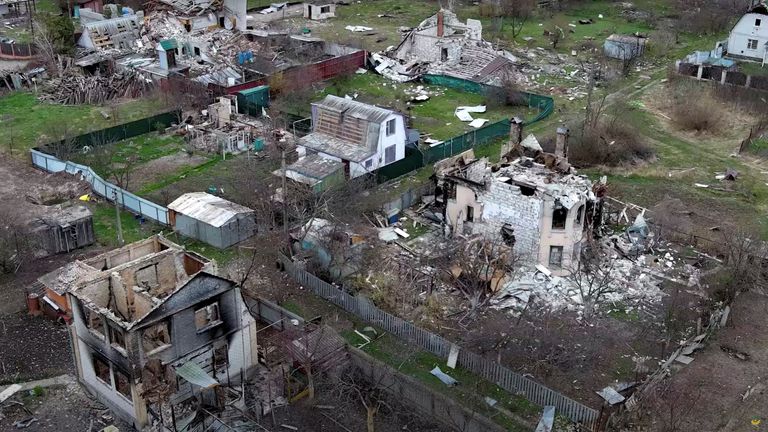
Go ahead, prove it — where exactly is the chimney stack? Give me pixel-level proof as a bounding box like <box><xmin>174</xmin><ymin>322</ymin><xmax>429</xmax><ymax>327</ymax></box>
<box><xmin>437</xmin><ymin>10</ymin><xmax>445</xmax><ymax>38</ymax></box>
<box><xmin>500</xmin><ymin>117</ymin><xmax>524</xmax><ymax>160</ymax></box>
<box><xmin>555</xmin><ymin>126</ymin><xmax>569</xmax><ymax>159</ymax></box>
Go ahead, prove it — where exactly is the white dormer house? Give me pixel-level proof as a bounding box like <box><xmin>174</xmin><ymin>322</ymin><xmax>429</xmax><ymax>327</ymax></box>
<box><xmin>279</xmin><ymin>95</ymin><xmax>407</xmax><ymax>190</ymax></box>
<box><xmin>726</xmin><ymin>3</ymin><xmax>768</xmax><ymax>63</ymax></box>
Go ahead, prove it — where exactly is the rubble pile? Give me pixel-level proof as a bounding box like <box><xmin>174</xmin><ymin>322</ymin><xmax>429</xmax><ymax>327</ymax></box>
<box><xmin>38</xmin><ymin>69</ymin><xmax>153</xmax><ymax>104</ymax></box>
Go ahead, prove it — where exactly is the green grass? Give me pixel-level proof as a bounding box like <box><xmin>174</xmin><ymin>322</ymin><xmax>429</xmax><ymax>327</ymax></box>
<box><xmin>280</xmin><ymin>301</ymin><xmax>306</xmax><ymax>317</ymax></box>
<box><xmin>78</xmin><ymin>132</ymin><xmax>185</xmax><ymax>177</ymax></box>
<box><xmin>246</xmin><ymin>0</ymin><xmax>272</xmax><ymax>10</ymax></box>
<box><xmin>175</xmin><ymin>238</ymin><xmax>239</xmax><ymax>267</ymax></box>
<box><xmin>88</xmin><ymin>202</ymin><xmax>163</xmax><ymax>247</ymax></box>
<box><xmin>737</xmin><ymin>60</ymin><xmax>768</xmax><ymax>77</ymax></box>
<box><xmin>0</xmin><ymin>92</ymin><xmax>167</xmax><ymax>156</ymax></box>
<box><xmin>342</xmin><ymin>331</ymin><xmax>541</xmax><ymax>431</ymax></box>
<box><xmin>319</xmin><ymin>73</ymin><xmax>536</xmax><ymax>140</ymax></box>
<box><xmin>401</xmin><ymin>219</ymin><xmax>431</xmax><ymax>238</ymax></box>
<box><xmin>137</xmin><ymin>157</ymin><xmax>223</xmax><ymax>196</ymax></box>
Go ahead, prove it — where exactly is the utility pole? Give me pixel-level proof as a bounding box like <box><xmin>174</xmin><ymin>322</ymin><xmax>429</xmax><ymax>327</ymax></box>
<box><xmin>281</xmin><ymin>146</ymin><xmax>287</xmax><ymax>239</ymax></box>
<box><xmin>113</xmin><ymin>190</ymin><xmax>124</xmax><ymax>246</ymax></box>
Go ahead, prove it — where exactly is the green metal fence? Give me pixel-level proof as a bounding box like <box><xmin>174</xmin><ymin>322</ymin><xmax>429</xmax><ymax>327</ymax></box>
<box><xmin>423</xmin><ymin>119</ymin><xmax>511</xmax><ymax>164</ymax></box>
<box><xmin>376</xmin><ymin>146</ymin><xmax>426</xmax><ymax>183</ymax></box>
<box><xmin>40</xmin><ymin>110</ymin><xmax>181</xmax><ymax>153</ymax></box>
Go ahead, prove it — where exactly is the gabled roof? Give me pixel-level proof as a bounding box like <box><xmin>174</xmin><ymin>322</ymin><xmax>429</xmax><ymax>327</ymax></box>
<box><xmin>168</xmin><ymin>192</ymin><xmax>254</xmax><ymax>228</ymax></box>
<box><xmin>313</xmin><ymin>95</ymin><xmax>394</xmax><ymax>124</ymax></box>
<box><xmin>158</xmin><ymin>39</ymin><xmax>178</xmax><ymax>51</ymax></box>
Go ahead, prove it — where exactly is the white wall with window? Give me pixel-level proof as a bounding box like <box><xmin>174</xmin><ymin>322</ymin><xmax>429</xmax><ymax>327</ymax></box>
<box><xmin>727</xmin><ymin>12</ymin><xmax>768</xmax><ymax>61</ymax></box>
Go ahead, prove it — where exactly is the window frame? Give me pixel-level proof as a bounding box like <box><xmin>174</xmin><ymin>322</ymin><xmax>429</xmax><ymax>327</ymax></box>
<box><xmin>92</xmin><ymin>354</ymin><xmax>111</xmax><ymax>386</ymax></box>
<box><xmin>194</xmin><ymin>302</ymin><xmax>222</xmax><ymax>333</ymax></box>
<box><xmin>551</xmin><ymin>207</ymin><xmax>568</xmax><ymax>230</ymax></box>
<box><xmin>756</xmin><ymin>18</ymin><xmax>762</xmax><ymax>26</ymax></box>
<box><xmin>549</xmin><ymin>246</ymin><xmax>564</xmax><ymax>268</ymax></box>
<box><xmin>384</xmin><ymin>144</ymin><xmax>397</xmax><ymax>164</ymax></box>
<box><xmin>748</xmin><ymin>39</ymin><xmax>759</xmax><ymax>50</ymax></box>
<box><xmin>385</xmin><ymin>118</ymin><xmax>396</xmax><ymax>136</ymax></box>
<box><xmin>113</xmin><ymin>368</ymin><xmax>133</xmax><ymax>402</ymax></box>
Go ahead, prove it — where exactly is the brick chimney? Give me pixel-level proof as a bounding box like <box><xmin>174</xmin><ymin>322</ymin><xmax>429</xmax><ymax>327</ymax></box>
<box><xmin>500</xmin><ymin>117</ymin><xmax>524</xmax><ymax>160</ymax></box>
<box><xmin>437</xmin><ymin>10</ymin><xmax>444</xmax><ymax>37</ymax></box>
<box><xmin>555</xmin><ymin>126</ymin><xmax>569</xmax><ymax>159</ymax></box>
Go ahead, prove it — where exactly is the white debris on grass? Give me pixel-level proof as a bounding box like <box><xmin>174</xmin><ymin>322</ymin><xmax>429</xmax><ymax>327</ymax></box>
<box><xmin>345</xmin><ymin>25</ymin><xmax>373</xmax><ymax>32</ymax></box>
<box><xmin>454</xmin><ymin>105</ymin><xmax>486</xmax><ymax>122</ymax></box>
<box><xmin>469</xmin><ymin>118</ymin><xmax>489</xmax><ymax>128</ymax></box>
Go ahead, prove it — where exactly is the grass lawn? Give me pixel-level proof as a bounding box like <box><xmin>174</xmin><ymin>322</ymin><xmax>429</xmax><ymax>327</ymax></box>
<box><xmin>298</xmin><ymin>0</ymin><xmax>441</xmax><ymax>52</ymax></box>
<box><xmin>88</xmin><ymin>202</ymin><xmax>163</xmax><ymax>247</ymax></box>
<box><xmin>343</xmin><ymin>331</ymin><xmax>541</xmax><ymax>431</ymax></box>
<box><xmin>0</xmin><ymin>92</ymin><xmax>167</xmax><ymax>156</ymax></box>
<box><xmin>736</xmin><ymin>60</ymin><xmax>768</xmax><ymax>77</ymax></box>
<box><xmin>246</xmin><ymin>0</ymin><xmax>272</xmax><ymax>10</ymax></box>
<box><xmin>318</xmin><ymin>73</ymin><xmax>537</xmax><ymax>140</ymax></box>
<box><xmin>76</xmin><ymin>132</ymin><xmax>186</xmax><ymax>177</ymax></box>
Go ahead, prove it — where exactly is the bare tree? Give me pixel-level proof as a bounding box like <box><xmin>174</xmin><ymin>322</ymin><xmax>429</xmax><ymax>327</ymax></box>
<box><xmin>330</xmin><ymin>367</ymin><xmax>392</xmax><ymax>432</ymax></box>
<box><xmin>0</xmin><ymin>208</ymin><xmax>36</xmax><ymax>274</ymax></box>
<box><xmin>565</xmin><ymin>241</ymin><xmax>618</xmax><ymax>319</ymax></box>
<box><xmin>497</xmin><ymin>0</ymin><xmax>536</xmax><ymax>39</ymax></box>
<box><xmin>435</xmin><ymin>235</ymin><xmax>518</xmax><ymax>321</ymax></box>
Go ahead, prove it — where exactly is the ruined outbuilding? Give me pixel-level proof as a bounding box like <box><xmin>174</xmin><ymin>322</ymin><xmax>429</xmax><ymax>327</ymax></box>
<box><xmin>303</xmin><ymin>1</ymin><xmax>335</xmax><ymax>20</ymax></box>
<box><xmin>65</xmin><ymin>237</ymin><xmax>258</xmax><ymax>431</ymax></box>
<box><xmin>383</xmin><ymin>8</ymin><xmax>516</xmax><ymax>83</ymax></box>
<box><xmin>436</xmin><ymin>125</ymin><xmax>602</xmax><ymax>275</ymax></box>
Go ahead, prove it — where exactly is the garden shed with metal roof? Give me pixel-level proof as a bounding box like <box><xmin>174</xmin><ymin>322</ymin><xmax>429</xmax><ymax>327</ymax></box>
<box><xmin>167</xmin><ymin>192</ymin><xmax>256</xmax><ymax>248</ymax></box>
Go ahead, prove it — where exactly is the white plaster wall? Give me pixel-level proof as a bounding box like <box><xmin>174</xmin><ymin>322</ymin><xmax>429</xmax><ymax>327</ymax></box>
<box><xmin>375</xmin><ymin>113</ymin><xmax>406</xmax><ymax>167</ymax></box>
<box><xmin>728</xmin><ymin>13</ymin><xmax>768</xmax><ymax>60</ymax></box>
<box><xmin>446</xmin><ymin>184</ymin><xmax>484</xmax><ymax>231</ymax></box>
<box><xmin>225</xmin><ymin>295</ymin><xmax>259</xmax><ymax>380</ymax></box>
<box><xmin>222</xmin><ymin>0</ymin><xmax>247</xmax><ymax>31</ymax></box>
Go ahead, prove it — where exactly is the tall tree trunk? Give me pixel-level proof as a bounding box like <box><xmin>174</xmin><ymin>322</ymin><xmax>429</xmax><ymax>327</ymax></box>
<box><xmin>366</xmin><ymin>406</ymin><xmax>377</xmax><ymax>432</ymax></box>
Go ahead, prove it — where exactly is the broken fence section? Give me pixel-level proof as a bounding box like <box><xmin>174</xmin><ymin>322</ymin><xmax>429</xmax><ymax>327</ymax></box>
<box><xmin>278</xmin><ymin>254</ymin><xmax>600</xmax><ymax>430</ymax></box>
<box><xmin>30</xmin><ymin>149</ymin><xmax>170</xmax><ymax>225</ymax></box>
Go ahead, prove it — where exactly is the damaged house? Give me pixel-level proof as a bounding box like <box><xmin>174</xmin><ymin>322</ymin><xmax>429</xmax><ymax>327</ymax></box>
<box><xmin>32</xmin><ymin>235</ymin><xmax>212</xmax><ymax>323</ymax></box>
<box><xmin>724</xmin><ymin>2</ymin><xmax>768</xmax><ymax>63</ymax></box>
<box><xmin>381</xmin><ymin>8</ymin><xmax>516</xmax><ymax>83</ymax></box>
<box><xmin>65</xmin><ymin>236</ymin><xmax>258</xmax><ymax>431</ymax></box>
<box><xmin>277</xmin><ymin>95</ymin><xmax>412</xmax><ymax>190</ymax></box>
<box><xmin>78</xmin><ymin>13</ymin><xmax>144</xmax><ymax>51</ymax></box>
<box><xmin>437</xmin><ymin>126</ymin><xmax>601</xmax><ymax>276</ymax></box>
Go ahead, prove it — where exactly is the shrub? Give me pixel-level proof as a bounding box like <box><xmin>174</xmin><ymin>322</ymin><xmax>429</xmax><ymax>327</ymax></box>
<box><xmin>669</xmin><ymin>87</ymin><xmax>724</xmax><ymax>133</ymax></box>
<box><xmin>568</xmin><ymin>120</ymin><xmax>653</xmax><ymax>167</ymax></box>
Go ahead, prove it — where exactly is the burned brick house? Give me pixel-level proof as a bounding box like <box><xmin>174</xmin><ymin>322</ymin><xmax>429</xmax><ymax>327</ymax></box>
<box><xmin>65</xmin><ymin>236</ymin><xmax>259</xmax><ymax>431</ymax></box>
<box><xmin>436</xmin><ymin>125</ymin><xmax>603</xmax><ymax>276</ymax></box>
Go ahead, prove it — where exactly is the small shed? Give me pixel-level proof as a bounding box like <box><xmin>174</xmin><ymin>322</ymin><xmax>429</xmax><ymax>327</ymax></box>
<box><xmin>168</xmin><ymin>192</ymin><xmax>256</xmax><ymax>249</ymax></box>
<box><xmin>30</xmin><ymin>205</ymin><xmax>95</xmax><ymax>255</ymax></box>
<box><xmin>604</xmin><ymin>34</ymin><xmax>647</xmax><ymax>60</ymax></box>
<box><xmin>303</xmin><ymin>2</ymin><xmax>335</xmax><ymax>20</ymax></box>
<box><xmin>156</xmin><ymin>39</ymin><xmax>178</xmax><ymax>70</ymax></box>
<box><xmin>237</xmin><ymin>85</ymin><xmax>270</xmax><ymax>117</ymax></box>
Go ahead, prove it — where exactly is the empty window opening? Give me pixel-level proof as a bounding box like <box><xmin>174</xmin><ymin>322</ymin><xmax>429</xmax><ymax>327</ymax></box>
<box><xmin>109</xmin><ymin>325</ymin><xmax>127</xmax><ymax>351</ymax></box>
<box><xmin>552</xmin><ymin>206</ymin><xmax>567</xmax><ymax>230</ymax></box>
<box><xmin>386</xmin><ymin>118</ymin><xmax>396</xmax><ymax>136</ymax></box>
<box><xmin>748</xmin><ymin>39</ymin><xmax>758</xmax><ymax>50</ymax></box>
<box><xmin>86</xmin><ymin>308</ymin><xmax>104</xmax><ymax>336</ymax></box>
<box><xmin>501</xmin><ymin>224</ymin><xmax>516</xmax><ymax>247</ymax></box>
<box><xmin>142</xmin><ymin>322</ymin><xmax>171</xmax><ymax>353</ymax></box>
<box><xmin>364</xmin><ymin>159</ymin><xmax>373</xmax><ymax>169</ymax></box>
<box><xmin>441</xmin><ymin>48</ymin><xmax>448</xmax><ymax>61</ymax></box>
<box><xmin>213</xmin><ymin>345</ymin><xmax>229</xmax><ymax>370</ymax></box>
<box><xmin>194</xmin><ymin>46</ymin><xmax>201</xmax><ymax>56</ymax></box>
<box><xmin>113</xmin><ymin>369</ymin><xmax>132</xmax><ymax>401</ymax></box>
<box><xmin>195</xmin><ymin>302</ymin><xmax>221</xmax><ymax>331</ymax></box>
<box><xmin>320</xmin><ymin>5</ymin><xmax>330</xmax><ymax>13</ymax></box>
<box><xmin>757</xmin><ymin>18</ymin><xmax>762</xmax><ymax>26</ymax></box>
<box><xmin>549</xmin><ymin>246</ymin><xmax>563</xmax><ymax>268</ymax></box>
<box><xmin>516</xmin><ymin>182</ymin><xmax>536</xmax><ymax>196</ymax></box>
<box><xmin>93</xmin><ymin>355</ymin><xmax>111</xmax><ymax>384</ymax></box>
<box><xmin>466</xmin><ymin>205</ymin><xmax>475</xmax><ymax>222</ymax></box>
<box><xmin>576</xmin><ymin>204</ymin><xmax>585</xmax><ymax>225</ymax></box>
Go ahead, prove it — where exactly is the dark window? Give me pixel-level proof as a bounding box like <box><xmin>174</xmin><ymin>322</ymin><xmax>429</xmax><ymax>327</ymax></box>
<box><xmin>757</xmin><ymin>18</ymin><xmax>762</xmax><ymax>26</ymax></box>
<box><xmin>320</xmin><ymin>5</ymin><xmax>330</xmax><ymax>13</ymax></box>
<box><xmin>364</xmin><ymin>159</ymin><xmax>373</xmax><ymax>169</ymax></box>
<box><xmin>213</xmin><ymin>345</ymin><xmax>229</xmax><ymax>370</ymax></box>
<box><xmin>194</xmin><ymin>303</ymin><xmax>221</xmax><ymax>331</ymax></box>
<box><xmin>194</xmin><ymin>46</ymin><xmax>201</xmax><ymax>56</ymax></box>
<box><xmin>466</xmin><ymin>205</ymin><xmax>474</xmax><ymax>222</ymax></box>
<box><xmin>552</xmin><ymin>207</ymin><xmax>567</xmax><ymax>229</ymax></box>
<box><xmin>93</xmin><ymin>355</ymin><xmax>111</xmax><ymax>384</ymax></box>
<box><xmin>441</xmin><ymin>48</ymin><xmax>448</xmax><ymax>61</ymax></box>
<box><xmin>386</xmin><ymin>118</ymin><xmax>396</xmax><ymax>136</ymax></box>
<box><xmin>384</xmin><ymin>145</ymin><xmax>396</xmax><ymax>164</ymax></box>
<box><xmin>113</xmin><ymin>369</ymin><xmax>132</xmax><ymax>401</ymax></box>
<box><xmin>109</xmin><ymin>326</ymin><xmax>126</xmax><ymax>351</ymax></box>
<box><xmin>518</xmin><ymin>184</ymin><xmax>536</xmax><ymax>196</ymax></box>
<box><xmin>501</xmin><ymin>224</ymin><xmax>515</xmax><ymax>247</ymax></box>
<box><xmin>576</xmin><ymin>204</ymin><xmax>585</xmax><ymax>225</ymax></box>
<box><xmin>549</xmin><ymin>246</ymin><xmax>563</xmax><ymax>268</ymax></box>
<box><xmin>748</xmin><ymin>39</ymin><xmax>758</xmax><ymax>50</ymax></box>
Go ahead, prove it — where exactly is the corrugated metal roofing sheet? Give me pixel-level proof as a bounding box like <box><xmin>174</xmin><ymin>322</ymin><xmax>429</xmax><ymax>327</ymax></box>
<box><xmin>299</xmin><ymin>132</ymin><xmax>375</xmax><ymax>162</ymax></box>
<box><xmin>314</xmin><ymin>95</ymin><xmax>393</xmax><ymax>124</ymax></box>
<box><xmin>168</xmin><ymin>192</ymin><xmax>254</xmax><ymax>228</ymax></box>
